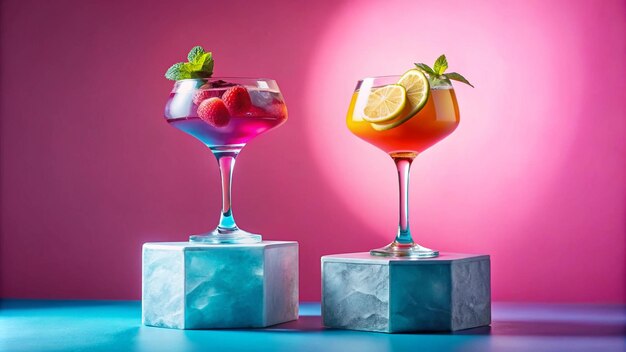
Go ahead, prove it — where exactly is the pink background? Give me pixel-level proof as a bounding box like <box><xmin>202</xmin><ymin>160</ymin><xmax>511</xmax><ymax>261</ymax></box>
<box><xmin>1</xmin><ymin>0</ymin><xmax>624</xmax><ymax>303</ymax></box>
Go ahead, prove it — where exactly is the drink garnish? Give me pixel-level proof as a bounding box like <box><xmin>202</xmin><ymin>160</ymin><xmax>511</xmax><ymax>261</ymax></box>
<box><xmin>165</xmin><ymin>46</ymin><xmax>214</xmax><ymax>81</ymax></box>
<box><xmin>415</xmin><ymin>54</ymin><xmax>473</xmax><ymax>88</ymax></box>
<box><xmin>371</xmin><ymin>69</ymin><xmax>430</xmax><ymax>131</ymax></box>
<box><xmin>222</xmin><ymin>86</ymin><xmax>252</xmax><ymax>116</ymax></box>
<box><xmin>362</xmin><ymin>84</ymin><xmax>407</xmax><ymax>123</ymax></box>
<box><xmin>197</xmin><ymin>97</ymin><xmax>230</xmax><ymax>127</ymax></box>
<box><xmin>362</xmin><ymin>55</ymin><xmax>471</xmax><ymax>131</ymax></box>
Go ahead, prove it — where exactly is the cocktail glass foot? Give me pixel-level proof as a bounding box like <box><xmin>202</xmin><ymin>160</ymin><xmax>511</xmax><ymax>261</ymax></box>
<box><xmin>189</xmin><ymin>228</ymin><xmax>261</xmax><ymax>244</ymax></box>
<box><xmin>370</xmin><ymin>241</ymin><xmax>438</xmax><ymax>258</ymax></box>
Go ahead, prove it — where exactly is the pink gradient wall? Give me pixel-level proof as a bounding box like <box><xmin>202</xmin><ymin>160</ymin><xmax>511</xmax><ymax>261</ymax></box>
<box><xmin>1</xmin><ymin>0</ymin><xmax>624</xmax><ymax>303</ymax></box>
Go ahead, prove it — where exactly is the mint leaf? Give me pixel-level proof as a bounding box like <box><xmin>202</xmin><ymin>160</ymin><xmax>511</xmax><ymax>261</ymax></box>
<box><xmin>433</xmin><ymin>55</ymin><xmax>448</xmax><ymax>75</ymax></box>
<box><xmin>165</xmin><ymin>62</ymin><xmax>189</xmax><ymax>80</ymax></box>
<box><xmin>415</xmin><ymin>63</ymin><xmax>435</xmax><ymax>75</ymax></box>
<box><xmin>187</xmin><ymin>54</ymin><xmax>206</xmax><ymax>71</ymax></box>
<box><xmin>187</xmin><ymin>46</ymin><xmax>205</xmax><ymax>62</ymax></box>
<box><xmin>415</xmin><ymin>54</ymin><xmax>473</xmax><ymax>88</ymax></box>
<box><xmin>201</xmin><ymin>52</ymin><xmax>214</xmax><ymax>76</ymax></box>
<box><xmin>165</xmin><ymin>46</ymin><xmax>214</xmax><ymax>81</ymax></box>
<box><xmin>203</xmin><ymin>62</ymin><xmax>214</xmax><ymax>74</ymax></box>
<box><xmin>191</xmin><ymin>52</ymin><xmax>214</xmax><ymax>75</ymax></box>
<box><xmin>444</xmin><ymin>72</ymin><xmax>474</xmax><ymax>88</ymax></box>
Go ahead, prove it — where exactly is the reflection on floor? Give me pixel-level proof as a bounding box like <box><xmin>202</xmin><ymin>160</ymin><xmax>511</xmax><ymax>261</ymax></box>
<box><xmin>1</xmin><ymin>300</ymin><xmax>624</xmax><ymax>352</ymax></box>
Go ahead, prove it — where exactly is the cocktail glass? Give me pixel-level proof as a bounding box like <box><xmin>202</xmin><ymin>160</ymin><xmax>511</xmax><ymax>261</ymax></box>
<box><xmin>165</xmin><ymin>78</ymin><xmax>287</xmax><ymax>243</ymax></box>
<box><xmin>346</xmin><ymin>75</ymin><xmax>460</xmax><ymax>257</ymax></box>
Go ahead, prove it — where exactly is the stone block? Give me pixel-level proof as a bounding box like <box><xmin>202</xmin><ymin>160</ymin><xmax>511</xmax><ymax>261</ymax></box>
<box><xmin>142</xmin><ymin>241</ymin><xmax>298</xmax><ymax>329</ymax></box>
<box><xmin>322</xmin><ymin>252</ymin><xmax>490</xmax><ymax>332</ymax></box>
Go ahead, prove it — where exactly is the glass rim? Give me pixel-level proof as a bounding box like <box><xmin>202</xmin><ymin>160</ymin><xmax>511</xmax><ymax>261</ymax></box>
<box><xmin>356</xmin><ymin>75</ymin><xmax>453</xmax><ymax>89</ymax></box>
<box><xmin>174</xmin><ymin>77</ymin><xmax>277</xmax><ymax>83</ymax></box>
<box><xmin>358</xmin><ymin>74</ymin><xmax>403</xmax><ymax>81</ymax></box>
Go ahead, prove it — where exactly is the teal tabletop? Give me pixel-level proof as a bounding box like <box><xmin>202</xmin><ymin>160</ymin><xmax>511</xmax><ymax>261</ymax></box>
<box><xmin>1</xmin><ymin>300</ymin><xmax>624</xmax><ymax>352</ymax></box>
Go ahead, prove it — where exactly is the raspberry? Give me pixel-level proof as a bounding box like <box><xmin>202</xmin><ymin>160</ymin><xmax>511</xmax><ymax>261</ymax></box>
<box><xmin>222</xmin><ymin>86</ymin><xmax>252</xmax><ymax>116</ymax></box>
<box><xmin>196</xmin><ymin>98</ymin><xmax>230</xmax><ymax>127</ymax></box>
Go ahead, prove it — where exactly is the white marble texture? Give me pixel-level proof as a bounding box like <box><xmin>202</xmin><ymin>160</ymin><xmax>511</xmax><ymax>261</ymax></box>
<box><xmin>322</xmin><ymin>252</ymin><xmax>490</xmax><ymax>333</ymax></box>
<box><xmin>142</xmin><ymin>241</ymin><xmax>298</xmax><ymax>329</ymax></box>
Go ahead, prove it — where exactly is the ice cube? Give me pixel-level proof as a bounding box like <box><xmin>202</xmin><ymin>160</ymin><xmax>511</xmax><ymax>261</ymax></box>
<box><xmin>249</xmin><ymin>89</ymin><xmax>273</xmax><ymax>107</ymax></box>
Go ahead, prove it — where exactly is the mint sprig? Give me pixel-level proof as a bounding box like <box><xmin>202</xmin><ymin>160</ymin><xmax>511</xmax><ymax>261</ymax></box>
<box><xmin>444</xmin><ymin>72</ymin><xmax>472</xmax><ymax>87</ymax></box>
<box><xmin>433</xmin><ymin>55</ymin><xmax>448</xmax><ymax>75</ymax></box>
<box><xmin>415</xmin><ymin>63</ymin><xmax>435</xmax><ymax>75</ymax></box>
<box><xmin>187</xmin><ymin>46</ymin><xmax>205</xmax><ymax>62</ymax></box>
<box><xmin>165</xmin><ymin>46</ymin><xmax>214</xmax><ymax>81</ymax></box>
<box><xmin>415</xmin><ymin>54</ymin><xmax>473</xmax><ymax>88</ymax></box>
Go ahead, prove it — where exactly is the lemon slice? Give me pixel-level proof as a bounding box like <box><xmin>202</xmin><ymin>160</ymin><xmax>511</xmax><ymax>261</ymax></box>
<box><xmin>398</xmin><ymin>69</ymin><xmax>430</xmax><ymax>115</ymax></box>
<box><xmin>371</xmin><ymin>69</ymin><xmax>430</xmax><ymax>131</ymax></box>
<box><xmin>362</xmin><ymin>84</ymin><xmax>407</xmax><ymax>123</ymax></box>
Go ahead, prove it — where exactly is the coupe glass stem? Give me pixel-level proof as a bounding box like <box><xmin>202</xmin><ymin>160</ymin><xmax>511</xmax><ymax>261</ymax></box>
<box><xmin>369</xmin><ymin>152</ymin><xmax>437</xmax><ymax>257</ymax></box>
<box><xmin>189</xmin><ymin>146</ymin><xmax>261</xmax><ymax>243</ymax></box>
<box><xmin>393</xmin><ymin>153</ymin><xmax>416</xmax><ymax>245</ymax></box>
<box><xmin>215</xmin><ymin>150</ymin><xmax>239</xmax><ymax>232</ymax></box>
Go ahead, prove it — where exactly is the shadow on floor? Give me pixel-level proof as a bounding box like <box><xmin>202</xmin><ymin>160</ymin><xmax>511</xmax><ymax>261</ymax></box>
<box><xmin>491</xmin><ymin>320</ymin><xmax>626</xmax><ymax>337</ymax></box>
<box><xmin>253</xmin><ymin>317</ymin><xmax>626</xmax><ymax>338</ymax></box>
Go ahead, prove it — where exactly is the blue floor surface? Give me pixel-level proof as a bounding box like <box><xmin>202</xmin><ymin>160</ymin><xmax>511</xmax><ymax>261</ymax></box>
<box><xmin>1</xmin><ymin>300</ymin><xmax>624</xmax><ymax>352</ymax></box>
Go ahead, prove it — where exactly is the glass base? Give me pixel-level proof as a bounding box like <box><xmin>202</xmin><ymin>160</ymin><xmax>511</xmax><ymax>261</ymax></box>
<box><xmin>370</xmin><ymin>241</ymin><xmax>439</xmax><ymax>258</ymax></box>
<box><xmin>189</xmin><ymin>228</ymin><xmax>262</xmax><ymax>244</ymax></box>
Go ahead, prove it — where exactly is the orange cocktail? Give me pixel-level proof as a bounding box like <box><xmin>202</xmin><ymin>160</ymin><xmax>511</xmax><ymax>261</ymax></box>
<box><xmin>345</xmin><ymin>57</ymin><xmax>472</xmax><ymax>257</ymax></box>
<box><xmin>347</xmin><ymin>87</ymin><xmax>459</xmax><ymax>155</ymax></box>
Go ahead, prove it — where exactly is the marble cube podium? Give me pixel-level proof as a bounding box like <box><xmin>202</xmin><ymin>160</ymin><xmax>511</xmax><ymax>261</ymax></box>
<box><xmin>322</xmin><ymin>252</ymin><xmax>490</xmax><ymax>333</ymax></box>
<box><xmin>142</xmin><ymin>241</ymin><xmax>298</xmax><ymax>329</ymax></box>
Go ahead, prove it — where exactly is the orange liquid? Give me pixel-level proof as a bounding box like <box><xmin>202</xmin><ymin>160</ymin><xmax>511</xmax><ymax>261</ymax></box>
<box><xmin>346</xmin><ymin>88</ymin><xmax>460</xmax><ymax>154</ymax></box>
